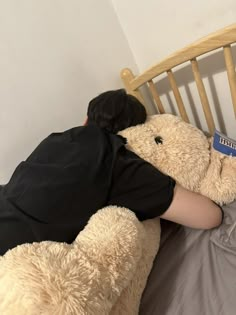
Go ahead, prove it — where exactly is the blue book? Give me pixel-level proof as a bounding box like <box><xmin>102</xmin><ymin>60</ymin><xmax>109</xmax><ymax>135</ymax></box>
<box><xmin>213</xmin><ymin>130</ymin><xmax>236</xmax><ymax>157</ymax></box>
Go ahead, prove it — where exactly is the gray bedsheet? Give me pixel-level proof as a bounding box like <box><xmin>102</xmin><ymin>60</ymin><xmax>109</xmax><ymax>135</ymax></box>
<box><xmin>140</xmin><ymin>201</ymin><xmax>236</xmax><ymax>315</ymax></box>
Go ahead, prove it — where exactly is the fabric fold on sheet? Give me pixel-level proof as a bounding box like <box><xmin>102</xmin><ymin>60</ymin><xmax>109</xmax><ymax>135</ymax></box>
<box><xmin>139</xmin><ymin>201</ymin><xmax>236</xmax><ymax>315</ymax></box>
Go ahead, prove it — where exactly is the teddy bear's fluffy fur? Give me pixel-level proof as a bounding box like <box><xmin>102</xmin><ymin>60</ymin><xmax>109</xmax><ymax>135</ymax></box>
<box><xmin>120</xmin><ymin>114</ymin><xmax>236</xmax><ymax>205</ymax></box>
<box><xmin>1</xmin><ymin>113</ymin><xmax>236</xmax><ymax>314</ymax></box>
<box><xmin>0</xmin><ymin>206</ymin><xmax>160</xmax><ymax>315</ymax></box>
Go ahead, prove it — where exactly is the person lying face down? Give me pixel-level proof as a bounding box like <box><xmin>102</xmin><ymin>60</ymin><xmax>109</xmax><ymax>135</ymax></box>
<box><xmin>0</xmin><ymin>89</ymin><xmax>223</xmax><ymax>255</ymax></box>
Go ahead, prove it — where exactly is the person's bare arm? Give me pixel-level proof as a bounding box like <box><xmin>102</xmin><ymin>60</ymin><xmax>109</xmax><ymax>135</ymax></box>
<box><xmin>160</xmin><ymin>184</ymin><xmax>223</xmax><ymax>229</ymax></box>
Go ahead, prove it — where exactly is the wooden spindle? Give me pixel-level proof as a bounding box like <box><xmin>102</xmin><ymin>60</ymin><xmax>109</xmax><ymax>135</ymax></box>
<box><xmin>148</xmin><ymin>80</ymin><xmax>165</xmax><ymax>113</ymax></box>
<box><xmin>191</xmin><ymin>58</ymin><xmax>215</xmax><ymax>134</ymax></box>
<box><xmin>167</xmin><ymin>70</ymin><xmax>189</xmax><ymax>122</ymax></box>
<box><xmin>223</xmin><ymin>45</ymin><xmax>236</xmax><ymax>118</ymax></box>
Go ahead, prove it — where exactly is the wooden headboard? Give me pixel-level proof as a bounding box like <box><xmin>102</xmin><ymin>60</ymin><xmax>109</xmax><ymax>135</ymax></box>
<box><xmin>120</xmin><ymin>24</ymin><xmax>236</xmax><ymax>135</ymax></box>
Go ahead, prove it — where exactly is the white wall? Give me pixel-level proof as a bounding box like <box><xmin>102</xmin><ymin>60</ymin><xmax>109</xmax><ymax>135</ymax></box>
<box><xmin>112</xmin><ymin>0</ymin><xmax>236</xmax><ymax>70</ymax></box>
<box><xmin>0</xmin><ymin>0</ymin><xmax>137</xmax><ymax>184</ymax></box>
<box><xmin>112</xmin><ymin>0</ymin><xmax>236</xmax><ymax>136</ymax></box>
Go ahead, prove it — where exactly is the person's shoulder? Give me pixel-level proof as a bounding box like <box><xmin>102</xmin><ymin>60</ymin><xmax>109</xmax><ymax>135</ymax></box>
<box><xmin>49</xmin><ymin>124</ymin><xmax>126</xmax><ymax>151</ymax></box>
<box><xmin>117</xmin><ymin>147</ymin><xmax>145</xmax><ymax>161</ymax></box>
<box><xmin>72</xmin><ymin>124</ymin><xmax>107</xmax><ymax>140</ymax></box>
<box><xmin>48</xmin><ymin>124</ymin><xmax>103</xmax><ymax>140</ymax></box>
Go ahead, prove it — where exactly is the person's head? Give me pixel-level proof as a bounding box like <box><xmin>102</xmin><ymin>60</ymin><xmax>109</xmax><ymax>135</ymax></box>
<box><xmin>87</xmin><ymin>89</ymin><xmax>147</xmax><ymax>134</ymax></box>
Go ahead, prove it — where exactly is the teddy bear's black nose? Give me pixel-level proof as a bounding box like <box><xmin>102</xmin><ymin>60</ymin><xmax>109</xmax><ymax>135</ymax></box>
<box><xmin>155</xmin><ymin>136</ymin><xmax>163</xmax><ymax>144</ymax></box>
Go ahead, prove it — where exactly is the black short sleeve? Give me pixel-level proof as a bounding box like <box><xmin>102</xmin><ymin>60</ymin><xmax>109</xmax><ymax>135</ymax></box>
<box><xmin>108</xmin><ymin>148</ymin><xmax>176</xmax><ymax>221</ymax></box>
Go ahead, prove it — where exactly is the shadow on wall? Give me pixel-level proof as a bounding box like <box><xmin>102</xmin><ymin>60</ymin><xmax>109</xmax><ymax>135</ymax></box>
<box><xmin>146</xmin><ymin>45</ymin><xmax>236</xmax><ymax>134</ymax></box>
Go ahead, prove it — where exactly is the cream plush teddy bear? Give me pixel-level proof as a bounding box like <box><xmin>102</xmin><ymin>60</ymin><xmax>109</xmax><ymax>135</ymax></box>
<box><xmin>120</xmin><ymin>113</ymin><xmax>236</xmax><ymax>205</ymax></box>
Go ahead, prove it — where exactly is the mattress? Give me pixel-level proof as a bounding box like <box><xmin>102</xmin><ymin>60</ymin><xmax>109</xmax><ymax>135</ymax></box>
<box><xmin>140</xmin><ymin>201</ymin><xmax>236</xmax><ymax>315</ymax></box>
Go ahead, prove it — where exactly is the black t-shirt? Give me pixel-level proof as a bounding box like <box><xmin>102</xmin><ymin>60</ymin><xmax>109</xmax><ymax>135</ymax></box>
<box><xmin>0</xmin><ymin>125</ymin><xmax>175</xmax><ymax>255</ymax></box>
<box><xmin>109</xmin><ymin>147</ymin><xmax>175</xmax><ymax>221</ymax></box>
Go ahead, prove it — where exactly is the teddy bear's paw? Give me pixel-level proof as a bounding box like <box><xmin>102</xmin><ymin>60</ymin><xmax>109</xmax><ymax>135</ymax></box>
<box><xmin>75</xmin><ymin>206</ymin><xmax>144</xmax><ymax>282</ymax></box>
<box><xmin>200</xmin><ymin>154</ymin><xmax>236</xmax><ymax>205</ymax></box>
<box><xmin>220</xmin><ymin>156</ymin><xmax>236</xmax><ymax>180</ymax></box>
<box><xmin>199</xmin><ymin>183</ymin><xmax>235</xmax><ymax>205</ymax></box>
<box><xmin>223</xmin><ymin>155</ymin><xmax>236</xmax><ymax>169</ymax></box>
<box><xmin>210</xmin><ymin>148</ymin><xmax>226</xmax><ymax>162</ymax></box>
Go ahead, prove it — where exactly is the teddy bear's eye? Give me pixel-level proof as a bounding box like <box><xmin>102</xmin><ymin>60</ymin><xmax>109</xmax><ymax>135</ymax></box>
<box><xmin>155</xmin><ymin>136</ymin><xmax>163</xmax><ymax>144</ymax></box>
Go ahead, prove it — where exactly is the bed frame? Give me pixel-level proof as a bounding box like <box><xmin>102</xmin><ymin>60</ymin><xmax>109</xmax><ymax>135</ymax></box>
<box><xmin>121</xmin><ymin>24</ymin><xmax>236</xmax><ymax>135</ymax></box>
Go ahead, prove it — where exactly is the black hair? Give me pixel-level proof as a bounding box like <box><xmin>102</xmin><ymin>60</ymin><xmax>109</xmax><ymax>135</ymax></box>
<box><xmin>87</xmin><ymin>89</ymin><xmax>147</xmax><ymax>134</ymax></box>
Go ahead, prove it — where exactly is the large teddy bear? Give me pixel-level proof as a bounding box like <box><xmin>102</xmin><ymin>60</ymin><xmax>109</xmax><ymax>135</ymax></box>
<box><xmin>0</xmin><ymin>114</ymin><xmax>236</xmax><ymax>315</ymax></box>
